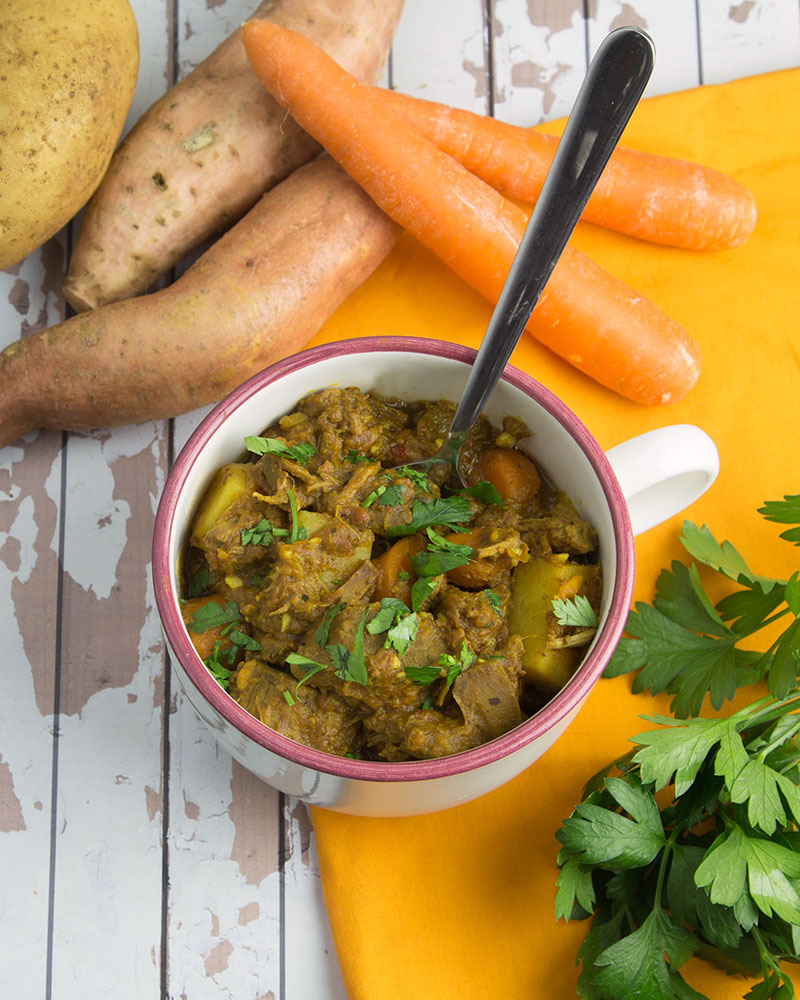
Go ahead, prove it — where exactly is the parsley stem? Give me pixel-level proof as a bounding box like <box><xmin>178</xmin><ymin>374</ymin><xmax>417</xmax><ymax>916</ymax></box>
<box><xmin>733</xmin><ymin>692</ymin><xmax>800</xmax><ymax>731</ymax></box>
<box><xmin>652</xmin><ymin>826</ymin><xmax>679</xmax><ymax>911</ymax></box>
<box><xmin>751</xmin><ymin>925</ymin><xmax>793</xmax><ymax>990</ymax></box>
<box><xmin>288</xmin><ymin>488</ymin><xmax>301</xmax><ymax>543</ymax></box>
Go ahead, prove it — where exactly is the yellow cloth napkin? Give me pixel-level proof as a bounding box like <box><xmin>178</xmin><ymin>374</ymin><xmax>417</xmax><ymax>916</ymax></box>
<box><xmin>306</xmin><ymin>69</ymin><xmax>800</xmax><ymax>999</ymax></box>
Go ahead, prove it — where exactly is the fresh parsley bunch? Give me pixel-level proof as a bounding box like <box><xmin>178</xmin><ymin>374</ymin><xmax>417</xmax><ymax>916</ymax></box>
<box><xmin>605</xmin><ymin>495</ymin><xmax>800</xmax><ymax>717</ymax></box>
<box><xmin>556</xmin><ymin>495</ymin><xmax>800</xmax><ymax>999</ymax></box>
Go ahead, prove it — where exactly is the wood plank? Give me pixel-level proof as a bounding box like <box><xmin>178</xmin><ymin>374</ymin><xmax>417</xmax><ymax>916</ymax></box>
<box><xmin>42</xmin><ymin>1</ymin><xmax>173</xmax><ymax>994</ymax></box>
<box><xmin>163</xmin><ymin>5</ymin><xmax>286</xmax><ymax>999</ymax></box>
<box><xmin>588</xmin><ymin>0</ymin><xmax>702</xmax><ymax>95</ymax></box>
<box><xmin>698</xmin><ymin>0</ymin><xmax>800</xmax><ymax>82</ymax></box>
<box><xmin>491</xmin><ymin>0</ymin><xmax>588</xmax><ymax>125</ymax></box>
<box><xmin>390</xmin><ymin>0</ymin><xmax>489</xmax><ymax>109</ymax></box>
<box><xmin>0</xmin><ymin>429</ymin><xmax>62</xmax><ymax>996</ymax></box>
<box><xmin>0</xmin><ymin>189</ymin><xmax>69</xmax><ymax>995</ymax></box>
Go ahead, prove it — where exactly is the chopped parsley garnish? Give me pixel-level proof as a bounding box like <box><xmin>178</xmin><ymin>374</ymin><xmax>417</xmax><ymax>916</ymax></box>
<box><xmin>241</xmin><ymin>518</ymin><xmax>286</xmax><ymax>546</ymax></box>
<box><xmin>552</xmin><ymin>594</ymin><xmax>598</xmax><ymax>629</ymax></box>
<box><xmin>314</xmin><ymin>601</ymin><xmax>346</xmax><ymax>647</ymax></box>
<box><xmin>187</xmin><ymin>599</ymin><xmax>241</xmax><ymax>633</ymax></box>
<box><xmin>386</xmin><ymin>496</ymin><xmax>473</xmax><ymax>537</ymax></box>
<box><xmin>405</xmin><ymin>664</ymin><xmax>443</xmax><ymax>686</ymax></box>
<box><xmin>394</xmin><ymin>465</ymin><xmax>432</xmax><ymax>491</ymax></box>
<box><xmin>362</xmin><ymin>483</ymin><xmax>404</xmax><ymax>508</ymax></box>
<box><xmin>286</xmin><ymin>655</ymin><xmax>329</xmax><ymax>693</ymax></box>
<box><xmin>189</xmin><ymin>567</ymin><xmax>209</xmax><ymax>597</ymax></box>
<box><xmin>187</xmin><ymin>600</ymin><xmax>262</xmax><ymax>690</ymax></box>
<box><xmin>287</xmin><ymin>488</ymin><xmax>307</xmax><ymax>543</ymax></box>
<box><xmin>410</xmin><ymin>576</ymin><xmax>438</xmax><ymax>612</ymax></box>
<box><xmin>226</xmin><ymin>629</ymin><xmax>262</xmax><ymax>652</ymax></box>
<box><xmin>409</xmin><ymin>528</ymin><xmax>474</xmax><ymax>578</ymax></box>
<box><xmin>344</xmin><ymin>449</ymin><xmax>377</xmax><ymax>463</ymax></box>
<box><xmin>409</xmin><ymin>640</ymin><xmax>477</xmax><ymax>689</ymax></box>
<box><xmin>204</xmin><ymin>641</ymin><xmax>235</xmax><ymax>690</ymax></box>
<box><xmin>240</xmin><ymin>489</ymin><xmax>306</xmax><ymax>547</ymax></box>
<box><xmin>455</xmin><ymin>480</ymin><xmax>503</xmax><ymax>506</ymax></box>
<box><xmin>282</xmin><ymin>690</ymin><xmax>295</xmax><ymax>706</ymax></box>
<box><xmin>287</xmin><ymin>608</ymin><xmax>371</xmax><ymax>688</ymax></box>
<box><xmin>244</xmin><ymin>435</ymin><xmax>315</xmax><ymax>465</ymax></box>
<box><xmin>485</xmin><ymin>589</ymin><xmax>503</xmax><ymax>616</ymax></box>
<box><xmin>367</xmin><ymin>597</ymin><xmax>419</xmax><ymax>655</ymax></box>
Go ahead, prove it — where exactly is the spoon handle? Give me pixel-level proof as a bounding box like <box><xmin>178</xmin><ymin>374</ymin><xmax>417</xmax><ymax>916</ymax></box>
<box><xmin>444</xmin><ymin>26</ymin><xmax>655</xmax><ymax>453</ymax></box>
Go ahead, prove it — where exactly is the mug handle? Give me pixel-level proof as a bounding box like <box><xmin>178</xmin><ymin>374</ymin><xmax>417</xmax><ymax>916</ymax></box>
<box><xmin>605</xmin><ymin>424</ymin><xmax>720</xmax><ymax>537</ymax></box>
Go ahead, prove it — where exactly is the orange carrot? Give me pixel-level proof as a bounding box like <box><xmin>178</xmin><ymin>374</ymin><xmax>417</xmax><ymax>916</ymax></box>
<box><xmin>374</xmin><ymin>89</ymin><xmax>757</xmax><ymax>251</ymax></box>
<box><xmin>477</xmin><ymin>449</ymin><xmax>541</xmax><ymax>507</ymax></box>
<box><xmin>241</xmin><ymin>20</ymin><xmax>701</xmax><ymax>405</ymax></box>
<box><xmin>374</xmin><ymin>535</ymin><xmax>426</xmax><ymax>604</ymax></box>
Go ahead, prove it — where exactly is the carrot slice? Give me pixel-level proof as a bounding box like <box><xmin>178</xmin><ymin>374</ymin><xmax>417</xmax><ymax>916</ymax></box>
<box><xmin>241</xmin><ymin>20</ymin><xmax>701</xmax><ymax>405</ymax></box>
<box><xmin>375</xmin><ymin>89</ymin><xmax>757</xmax><ymax>251</ymax></box>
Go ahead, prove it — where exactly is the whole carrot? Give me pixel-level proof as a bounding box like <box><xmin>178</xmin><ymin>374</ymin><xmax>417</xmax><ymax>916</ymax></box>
<box><xmin>375</xmin><ymin>89</ymin><xmax>757</xmax><ymax>251</ymax></box>
<box><xmin>241</xmin><ymin>21</ymin><xmax>701</xmax><ymax>405</ymax></box>
<box><xmin>0</xmin><ymin>159</ymin><xmax>399</xmax><ymax>449</ymax></box>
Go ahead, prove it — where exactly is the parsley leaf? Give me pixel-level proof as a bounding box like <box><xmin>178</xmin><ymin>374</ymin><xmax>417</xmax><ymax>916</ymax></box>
<box><xmin>592</xmin><ymin>908</ymin><xmax>697</xmax><ymax>1000</ymax></box>
<box><xmin>386</xmin><ymin>496</ymin><xmax>473</xmax><ymax>537</ymax></box>
<box><xmin>556</xmin><ymin>777</ymin><xmax>665</xmax><ymax>869</ymax></box>
<box><xmin>314</xmin><ymin>601</ymin><xmax>346</xmax><ymax>647</ymax></box>
<box><xmin>605</xmin><ymin>503</ymin><xmax>800</xmax><ymax>716</ymax></box>
<box><xmin>604</xmin><ymin>563</ymin><xmax>760</xmax><ymax>717</ymax></box>
<box><xmin>187</xmin><ymin>599</ymin><xmax>240</xmax><ymax>633</ymax></box>
<box><xmin>363</xmin><ymin>483</ymin><xmax>404</xmax><ymax>508</ymax></box>
<box><xmin>680</xmin><ymin>521</ymin><xmax>779</xmax><ymax>593</ymax></box>
<box><xmin>327</xmin><ymin>608</ymin><xmax>371</xmax><ymax>685</ymax></box>
<box><xmin>393</xmin><ymin>465</ymin><xmax>431</xmax><ymax>491</ymax></box>
<box><xmin>485</xmin><ymin>589</ymin><xmax>503</xmax><ymax>616</ymax></box>
<box><xmin>204</xmin><ymin>640</ymin><xmax>235</xmax><ymax>690</ymax></box>
<box><xmin>366</xmin><ymin>597</ymin><xmax>419</xmax><ymax>655</ymax></box>
<box><xmin>758</xmin><ymin>494</ymin><xmax>800</xmax><ymax>546</ymax></box>
<box><xmin>189</xmin><ymin>568</ymin><xmax>209</xmax><ymax>597</ymax></box>
<box><xmin>241</xmin><ymin>517</ymin><xmax>286</xmax><ymax>546</ymax></box>
<box><xmin>244</xmin><ymin>435</ymin><xmax>315</xmax><ymax>465</ymax></box>
<box><xmin>552</xmin><ymin>594</ymin><xmax>598</xmax><ymax>629</ymax></box>
<box><xmin>288</xmin><ymin>609</ymin><xmax>371</xmax><ymax>689</ymax></box>
<box><xmin>410</xmin><ymin>576</ymin><xmax>438</xmax><ymax>613</ymax></box>
<box><xmin>287</xmin><ymin>488</ymin><xmax>307</xmax><ymax>543</ymax></box>
<box><xmin>409</xmin><ymin>529</ymin><xmax>474</xmax><ymax>578</ymax></box>
<box><xmin>455</xmin><ymin>479</ymin><xmax>503</xmax><ymax>506</ymax></box>
<box><xmin>286</xmin><ymin>653</ymin><xmax>329</xmax><ymax>692</ymax></box>
<box><xmin>424</xmin><ymin>640</ymin><xmax>477</xmax><ymax>690</ymax></box>
<box><xmin>404</xmin><ymin>664</ymin><xmax>443</xmax><ymax>686</ymax></box>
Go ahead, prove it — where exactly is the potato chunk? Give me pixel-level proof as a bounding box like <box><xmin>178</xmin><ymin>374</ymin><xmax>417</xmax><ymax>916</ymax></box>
<box><xmin>190</xmin><ymin>463</ymin><xmax>252</xmax><ymax>544</ymax></box>
<box><xmin>508</xmin><ymin>554</ymin><xmax>601</xmax><ymax>691</ymax></box>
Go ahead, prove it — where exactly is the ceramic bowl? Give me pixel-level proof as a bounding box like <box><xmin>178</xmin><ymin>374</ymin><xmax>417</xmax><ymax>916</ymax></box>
<box><xmin>152</xmin><ymin>337</ymin><xmax>718</xmax><ymax>817</ymax></box>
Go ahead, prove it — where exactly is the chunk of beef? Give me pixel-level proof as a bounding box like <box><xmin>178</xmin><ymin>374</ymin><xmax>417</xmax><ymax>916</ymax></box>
<box><xmin>435</xmin><ymin>584</ymin><xmax>510</xmax><ymax>658</ymax></box>
<box><xmin>385</xmin><ymin>640</ymin><xmax>524</xmax><ymax>760</ymax></box>
<box><xmin>232</xmin><ymin>660</ymin><xmax>362</xmax><ymax>757</ymax></box>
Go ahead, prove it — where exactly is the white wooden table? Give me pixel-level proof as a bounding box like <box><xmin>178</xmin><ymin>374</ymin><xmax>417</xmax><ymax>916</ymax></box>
<box><xmin>2</xmin><ymin>1</ymin><xmax>799</xmax><ymax>996</ymax></box>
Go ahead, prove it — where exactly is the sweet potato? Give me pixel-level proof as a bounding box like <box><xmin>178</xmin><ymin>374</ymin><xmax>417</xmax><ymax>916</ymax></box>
<box><xmin>63</xmin><ymin>0</ymin><xmax>404</xmax><ymax>311</ymax></box>
<box><xmin>0</xmin><ymin>157</ymin><xmax>400</xmax><ymax>448</ymax></box>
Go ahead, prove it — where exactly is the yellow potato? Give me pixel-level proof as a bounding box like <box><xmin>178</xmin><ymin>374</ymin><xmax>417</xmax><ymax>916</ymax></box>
<box><xmin>0</xmin><ymin>0</ymin><xmax>139</xmax><ymax>268</ymax></box>
<box><xmin>190</xmin><ymin>463</ymin><xmax>252</xmax><ymax>544</ymax></box>
<box><xmin>508</xmin><ymin>555</ymin><xmax>601</xmax><ymax>691</ymax></box>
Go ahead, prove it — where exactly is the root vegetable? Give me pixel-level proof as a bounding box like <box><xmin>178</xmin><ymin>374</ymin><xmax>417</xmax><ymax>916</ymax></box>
<box><xmin>63</xmin><ymin>0</ymin><xmax>404</xmax><ymax>311</ymax></box>
<box><xmin>0</xmin><ymin>157</ymin><xmax>400</xmax><ymax>449</ymax></box>
<box><xmin>376</xmin><ymin>88</ymin><xmax>757</xmax><ymax>251</ymax></box>
<box><xmin>241</xmin><ymin>20</ymin><xmax>702</xmax><ymax>405</ymax></box>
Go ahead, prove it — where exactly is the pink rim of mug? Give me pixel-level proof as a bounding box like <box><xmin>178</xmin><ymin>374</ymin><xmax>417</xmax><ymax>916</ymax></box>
<box><xmin>152</xmin><ymin>336</ymin><xmax>635</xmax><ymax>783</ymax></box>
